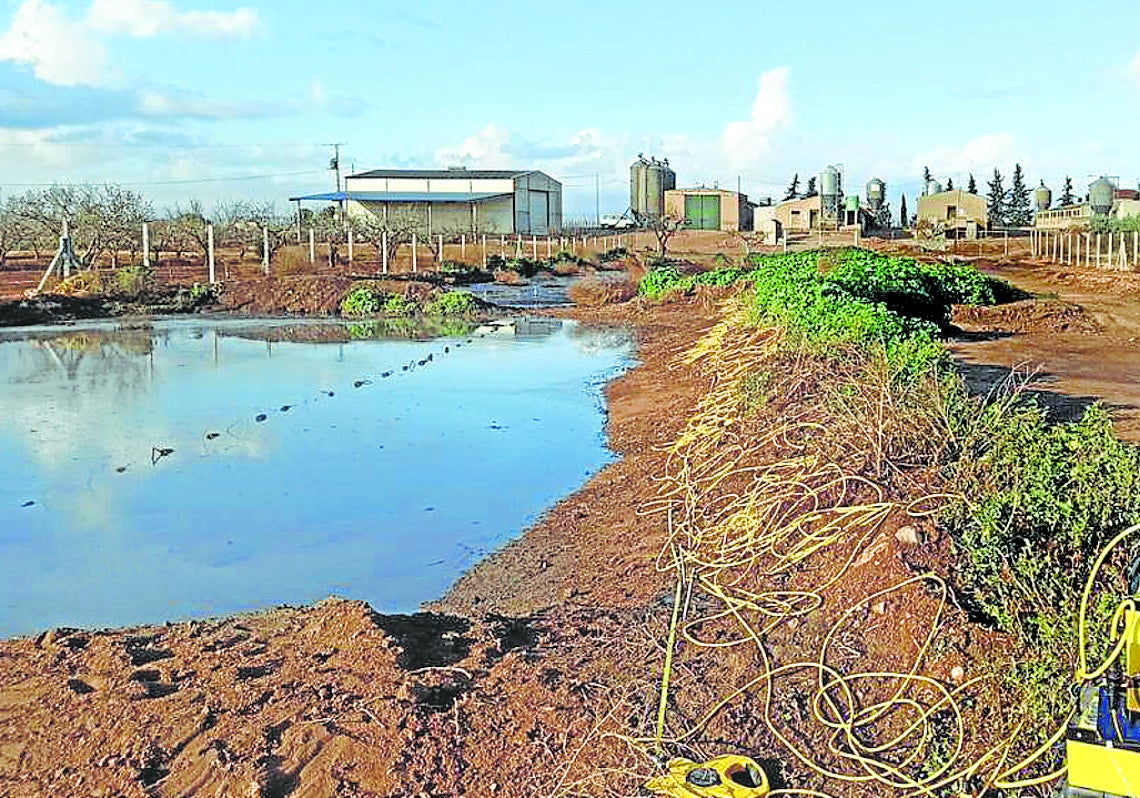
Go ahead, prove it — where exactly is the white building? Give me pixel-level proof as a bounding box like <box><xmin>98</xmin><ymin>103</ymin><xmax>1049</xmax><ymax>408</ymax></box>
<box><xmin>293</xmin><ymin>168</ymin><xmax>562</xmax><ymax>235</ymax></box>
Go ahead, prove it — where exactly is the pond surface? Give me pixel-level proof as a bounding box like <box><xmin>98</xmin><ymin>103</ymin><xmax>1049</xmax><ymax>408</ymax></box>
<box><xmin>0</xmin><ymin>316</ymin><xmax>634</xmax><ymax>638</ymax></box>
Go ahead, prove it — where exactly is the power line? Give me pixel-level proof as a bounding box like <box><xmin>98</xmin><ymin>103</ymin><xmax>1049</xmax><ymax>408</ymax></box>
<box><xmin>0</xmin><ymin>169</ymin><xmax>327</xmax><ymax>188</ymax></box>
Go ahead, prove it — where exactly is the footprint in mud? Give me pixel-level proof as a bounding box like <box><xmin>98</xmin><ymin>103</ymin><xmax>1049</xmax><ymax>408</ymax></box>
<box><xmin>255</xmin><ymin>414</ymin><xmax>268</xmax><ymax>423</ymax></box>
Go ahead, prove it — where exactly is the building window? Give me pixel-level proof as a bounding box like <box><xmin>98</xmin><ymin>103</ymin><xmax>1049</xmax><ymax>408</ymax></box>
<box><xmin>946</xmin><ymin>206</ymin><xmax>957</xmax><ymax>220</ymax></box>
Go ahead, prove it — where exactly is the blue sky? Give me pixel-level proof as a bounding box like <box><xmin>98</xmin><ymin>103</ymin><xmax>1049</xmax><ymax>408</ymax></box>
<box><xmin>2</xmin><ymin>0</ymin><xmax>1139</xmax><ymax>218</ymax></box>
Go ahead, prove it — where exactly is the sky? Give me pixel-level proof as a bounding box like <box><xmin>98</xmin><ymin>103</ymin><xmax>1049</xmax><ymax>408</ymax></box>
<box><xmin>2</xmin><ymin>0</ymin><xmax>1139</xmax><ymax>220</ymax></box>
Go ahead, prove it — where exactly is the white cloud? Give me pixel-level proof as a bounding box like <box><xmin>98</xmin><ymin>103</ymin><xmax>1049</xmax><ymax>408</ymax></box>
<box><xmin>721</xmin><ymin>67</ymin><xmax>793</xmax><ymax>173</ymax></box>
<box><xmin>0</xmin><ymin>0</ymin><xmax>108</xmax><ymax>86</ymax></box>
<box><xmin>1130</xmin><ymin>50</ymin><xmax>1140</xmax><ymax>84</ymax></box>
<box><xmin>87</xmin><ymin>0</ymin><xmax>258</xmax><ymax>38</ymax></box>
<box><xmin>435</xmin><ymin>124</ymin><xmax>512</xmax><ymax>168</ymax></box>
<box><xmin>912</xmin><ymin>133</ymin><xmax>1016</xmax><ymax>179</ymax></box>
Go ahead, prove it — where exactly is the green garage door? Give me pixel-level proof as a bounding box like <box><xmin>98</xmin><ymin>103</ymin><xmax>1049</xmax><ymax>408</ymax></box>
<box><xmin>685</xmin><ymin>195</ymin><xmax>721</xmax><ymax>230</ymax></box>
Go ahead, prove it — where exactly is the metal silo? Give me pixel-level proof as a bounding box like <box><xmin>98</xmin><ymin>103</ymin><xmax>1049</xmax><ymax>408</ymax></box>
<box><xmin>820</xmin><ymin>165</ymin><xmax>841</xmax><ymax>220</ymax></box>
<box><xmin>1089</xmin><ymin>177</ymin><xmax>1115</xmax><ymax>216</ymax></box>
<box><xmin>630</xmin><ymin>155</ymin><xmax>649</xmax><ymax>220</ymax></box>
<box><xmin>1034</xmin><ymin>181</ymin><xmax>1053</xmax><ymax>212</ymax></box>
<box><xmin>645</xmin><ymin>159</ymin><xmax>667</xmax><ymax>219</ymax></box>
<box><xmin>661</xmin><ymin>158</ymin><xmax>677</xmax><ymax>193</ymax></box>
<box><xmin>866</xmin><ymin>178</ymin><xmax>886</xmax><ymax>211</ymax></box>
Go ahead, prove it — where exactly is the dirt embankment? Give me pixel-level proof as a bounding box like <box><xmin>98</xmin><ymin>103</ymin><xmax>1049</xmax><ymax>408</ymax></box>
<box><xmin>949</xmin><ymin>260</ymin><xmax>1140</xmax><ymax>440</ymax></box>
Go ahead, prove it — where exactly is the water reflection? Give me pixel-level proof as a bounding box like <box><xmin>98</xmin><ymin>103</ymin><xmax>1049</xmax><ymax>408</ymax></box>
<box><xmin>0</xmin><ymin>316</ymin><xmax>633</xmax><ymax>637</ymax></box>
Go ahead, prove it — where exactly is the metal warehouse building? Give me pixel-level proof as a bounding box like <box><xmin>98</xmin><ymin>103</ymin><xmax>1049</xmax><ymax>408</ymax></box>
<box><xmin>297</xmin><ymin>168</ymin><xmax>563</xmax><ymax>235</ymax></box>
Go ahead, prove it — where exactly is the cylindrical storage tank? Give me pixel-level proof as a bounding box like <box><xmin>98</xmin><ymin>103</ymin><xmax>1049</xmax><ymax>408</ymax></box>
<box><xmin>925</xmin><ymin>179</ymin><xmax>943</xmax><ymax>196</ymax></box>
<box><xmin>845</xmin><ymin>195</ymin><xmax>860</xmax><ymax>212</ymax></box>
<box><xmin>820</xmin><ymin>166</ymin><xmax>841</xmax><ymax>199</ymax></box>
<box><xmin>1034</xmin><ymin>181</ymin><xmax>1052</xmax><ymax>212</ymax></box>
<box><xmin>661</xmin><ymin>159</ymin><xmax>677</xmax><ymax>193</ymax></box>
<box><xmin>1089</xmin><ymin>177</ymin><xmax>1115</xmax><ymax>215</ymax></box>
<box><xmin>630</xmin><ymin>157</ymin><xmax>648</xmax><ymax>219</ymax></box>
<box><xmin>645</xmin><ymin>162</ymin><xmax>667</xmax><ymax>219</ymax></box>
<box><xmin>866</xmin><ymin>178</ymin><xmax>886</xmax><ymax>210</ymax></box>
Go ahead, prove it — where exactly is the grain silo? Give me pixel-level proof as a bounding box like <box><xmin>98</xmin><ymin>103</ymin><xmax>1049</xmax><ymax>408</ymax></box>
<box><xmin>1034</xmin><ymin>181</ymin><xmax>1053</xmax><ymax>212</ymax></box>
<box><xmin>1089</xmin><ymin>177</ymin><xmax>1116</xmax><ymax>216</ymax></box>
<box><xmin>866</xmin><ymin>178</ymin><xmax>886</xmax><ymax>211</ymax></box>
<box><xmin>820</xmin><ymin>165</ymin><xmax>842</xmax><ymax>220</ymax></box>
<box><xmin>629</xmin><ymin>155</ymin><xmax>649</xmax><ymax>220</ymax></box>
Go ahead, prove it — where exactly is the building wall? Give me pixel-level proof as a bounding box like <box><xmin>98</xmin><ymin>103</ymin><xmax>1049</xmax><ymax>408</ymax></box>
<box><xmin>513</xmin><ymin>172</ymin><xmax>562</xmax><ymax>234</ymax></box>
<box><xmin>665</xmin><ymin>189</ymin><xmax>751</xmax><ymax>231</ymax></box>
<box><xmin>916</xmin><ymin>190</ymin><xmax>988</xmax><ymax>229</ymax></box>
<box><xmin>347</xmin><ymin>197</ymin><xmax>515</xmax><ymax>235</ymax></box>
<box><xmin>774</xmin><ymin>196</ymin><xmax>824</xmax><ymax>232</ymax></box>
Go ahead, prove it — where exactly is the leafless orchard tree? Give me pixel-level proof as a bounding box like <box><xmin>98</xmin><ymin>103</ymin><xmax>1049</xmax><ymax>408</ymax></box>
<box><xmin>644</xmin><ymin>214</ymin><xmax>688</xmax><ymax>256</ymax></box>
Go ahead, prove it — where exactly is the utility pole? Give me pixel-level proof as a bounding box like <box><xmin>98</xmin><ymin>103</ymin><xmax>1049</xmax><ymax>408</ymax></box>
<box><xmin>324</xmin><ymin>142</ymin><xmax>347</xmax><ymax>220</ymax></box>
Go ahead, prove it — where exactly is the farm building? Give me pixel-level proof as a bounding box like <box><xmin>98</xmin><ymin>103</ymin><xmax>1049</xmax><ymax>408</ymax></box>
<box><xmin>665</xmin><ymin>188</ymin><xmax>755</xmax><ymax>232</ymax></box>
<box><xmin>291</xmin><ymin>168</ymin><xmax>562</xmax><ymax>235</ymax></box>
<box><xmin>916</xmin><ymin>190</ymin><xmax>988</xmax><ymax>237</ymax></box>
<box><xmin>773</xmin><ymin>195</ymin><xmax>824</xmax><ymax>233</ymax></box>
<box><xmin>1036</xmin><ymin>199</ymin><xmax>1140</xmax><ymax>230</ymax></box>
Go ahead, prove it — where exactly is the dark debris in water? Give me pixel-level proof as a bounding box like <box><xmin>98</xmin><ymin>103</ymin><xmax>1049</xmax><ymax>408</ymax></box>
<box><xmin>205</xmin><ymin>432</ymin><xmax>221</xmax><ymax>441</ymax></box>
<box><xmin>354</xmin><ymin>380</ymin><xmax>372</xmax><ymax>388</ymax></box>
<box><xmin>21</xmin><ymin>500</ymin><xmax>35</xmax><ymax>508</ymax></box>
<box><xmin>280</xmin><ymin>405</ymin><xmax>293</xmax><ymax>412</ymax></box>
<box><xmin>151</xmin><ymin>447</ymin><xmax>174</xmax><ymax>465</ymax></box>
<box><xmin>255</xmin><ymin>414</ymin><xmax>268</xmax><ymax>423</ymax></box>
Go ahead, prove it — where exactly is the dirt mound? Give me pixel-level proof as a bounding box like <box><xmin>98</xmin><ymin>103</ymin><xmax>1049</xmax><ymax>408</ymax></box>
<box><xmin>952</xmin><ymin>298</ymin><xmax>1102</xmax><ymax>335</ymax></box>
<box><xmin>0</xmin><ymin>599</ymin><xmax>654</xmax><ymax>798</ymax></box>
<box><xmin>218</xmin><ymin>275</ymin><xmax>355</xmax><ymax>316</ymax></box>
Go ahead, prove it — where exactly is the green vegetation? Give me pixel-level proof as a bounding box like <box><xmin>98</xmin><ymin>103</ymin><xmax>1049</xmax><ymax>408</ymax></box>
<box><xmin>598</xmin><ymin>246</ymin><xmax>628</xmax><ymax>263</ymax></box>
<box><xmin>114</xmin><ymin>262</ymin><xmax>154</xmax><ymax>296</ymax></box>
<box><xmin>1091</xmin><ymin>214</ymin><xmax>1140</xmax><ymax>234</ymax></box>
<box><xmin>424</xmin><ymin>290</ymin><xmax>476</xmax><ymax>317</ymax></box>
<box><xmin>646</xmin><ymin>247</ymin><xmax>1138</xmax><ymax>726</ymax></box>
<box><xmin>340</xmin><ymin>284</ymin><xmax>384</xmax><ymax>316</ymax></box>
<box><xmin>340</xmin><ymin>284</ymin><xmax>479</xmax><ymax>320</ymax></box>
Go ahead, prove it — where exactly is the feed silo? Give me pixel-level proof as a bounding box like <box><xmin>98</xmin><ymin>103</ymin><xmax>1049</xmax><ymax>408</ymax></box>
<box><xmin>866</xmin><ymin>178</ymin><xmax>886</xmax><ymax>211</ymax></box>
<box><xmin>1034</xmin><ymin>181</ymin><xmax>1053</xmax><ymax>212</ymax></box>
<box><xmin>1089</xmin><ymin>177</ymin><xmax>1116</xmax><ymax>216</ymax></box>
<box><xmin>820</xmin><ymin>165</ymin><xmax>842</xmax><ymax>220</ymax></box>
<box><xmin>645</xmin><ymin>159</ymin><xmax>669</xmax><ymax>219</ymax></box>
<box><xmin>630</xmin><ymin>155</ymin><xmax>649</xmax><ymax>220</ymax></box>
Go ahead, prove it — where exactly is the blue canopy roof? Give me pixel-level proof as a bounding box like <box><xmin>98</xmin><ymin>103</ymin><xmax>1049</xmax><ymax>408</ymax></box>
<box><xmin>289</xmin><ymin>191</ymin><xmax>511</xmax><ymax>203</ymax></box>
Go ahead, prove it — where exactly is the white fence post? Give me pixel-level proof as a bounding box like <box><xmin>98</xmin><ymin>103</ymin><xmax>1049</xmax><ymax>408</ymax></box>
<box><xmin>262</xmin><ymin>227</ymin><xmax>270</xmax><ymax>274</ymax></box>
<box><xmin>348</xmin><ymin>229</ymin><xmax>354</xmax><ymax>263</ymax></box>
<box><xmin>461</xmin><ymin>234</ymin><xmax>466</xmax><ymax>260</ymax></box>
<box><xmin>309</xmin><ymin>228</ymin><xmax>315</xmax><ymax>264</ymax></box>
<box><xmin>412</xmin><ymin>233</ymin><xmax>418</xmax><ymax>273</ymax></box>
<box><xmin>142</xmin><ymin>222</ymin><xmax>150</xmax><ymax>268</ymax></box>
<box><xmin>207</xmin><ymin>224</ymin><xmax>215</xmax><ymax>283</ymax></box>
<box><xmin>382</xmin><ymin>232</ymin><xmax>388</xmax><ymax>274</ymax></box>
<box><xmin>438</xmin><ymin>234</ymin><xmax>443</xmax><ymax>264</ymax></box>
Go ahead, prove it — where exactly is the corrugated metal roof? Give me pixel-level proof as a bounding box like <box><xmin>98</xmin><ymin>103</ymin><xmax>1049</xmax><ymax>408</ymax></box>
<box><xmin>350</xmin><ymin>169</ymin><xmax>530</xmax><ymax>180</ymax></box>
<box><xmin>289</xmin><ymin>191</ymin><xmax>511</xmax><ymax>203</ymax></box>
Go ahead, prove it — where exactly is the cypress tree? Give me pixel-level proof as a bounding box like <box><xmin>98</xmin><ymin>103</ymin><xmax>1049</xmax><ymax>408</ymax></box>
<box><xmin>986</xmin><ymin>169</ymin><xmax>1007</xmax><ymax>227</ymax></box>
<box><xmin>783</xmin><ymin>173</ymin><xmax>800</xmax><ymax>201</ymax></box>
<box><xmin>946</xmin><ymin>177</ymin><xmax>954</xmax><ymax>191</ymax></box>
<box><xmin>1059</xmin><ymin>176</ymin><xmax>1076</xmax><ymax>207</ymax></box>
<box><xmin>1007</xmin><ymin>164</ymin><xmax>1032</xmax><ymax>227</ymax></box>
<box><xmin>802</xmin><ymin>176</ymin><xmax>818</xmax><ymax>199</ymax></box>
<box><xmin>967</xmin><ymin>173</ymin><xmax>977</xmax><ymax>194</ymax></box>
<box><xmin>923</xmin><ymin>166</ymin><xmax>932</xmax><ymax>183</ymax></box>
<box><xmin>900</xmin><ymin>194</ymin><xmax>908</xmax><ymax>229</ymax></box>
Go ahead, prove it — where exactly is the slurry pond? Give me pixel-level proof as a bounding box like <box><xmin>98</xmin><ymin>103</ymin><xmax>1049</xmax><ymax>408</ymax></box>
<box><xmin>0</xmin><ymin>316</ymin><xmax>634</xmax><ymax>638</ymax></box>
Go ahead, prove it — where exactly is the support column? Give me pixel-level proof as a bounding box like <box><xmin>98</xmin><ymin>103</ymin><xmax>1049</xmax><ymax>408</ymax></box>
<box><xmin>207</xmin><ymin>224</ymin><xmax>215</xmax><ymax>283</ymax></box>
<box><xmin>142</xmin><ymin>222</ymin><xmax>150</xmax><ymax>268</ymax></box>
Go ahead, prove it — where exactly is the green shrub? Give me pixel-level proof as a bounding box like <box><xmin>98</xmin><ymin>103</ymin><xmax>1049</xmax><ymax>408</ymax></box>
<box><xmin>425</xmin><ymin>290</ymin><xmax>476</xmax><ymax>317</ymax></box>
<box><xmin>115</xmin><ymin>262</ymin><xmax>154</xmax><ymax>296</ymax></box>
<box><xmin>383</xmin><ymin>293</ymin><xmax>417</xmax><ymax>316</ymax></box>
<box><xmin>340</xmin><ymin>284</ymin><xmax>385</xmax><ymax>316</ymax></box>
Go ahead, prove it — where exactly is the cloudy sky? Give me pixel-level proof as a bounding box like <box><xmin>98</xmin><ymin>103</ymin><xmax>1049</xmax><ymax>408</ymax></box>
<box><xmin>2</xmin><ymin>0</ymin><xmax>1139</xmax><ymax>218</ymax></box>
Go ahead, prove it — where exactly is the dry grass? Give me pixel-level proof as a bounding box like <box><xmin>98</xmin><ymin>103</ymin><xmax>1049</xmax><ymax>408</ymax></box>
<box><xmin>552</xmin><ymin>261</ymin><xmax>582</xmax><ymax>276</ymax></box>
<box><xmin>274</xmin><ymin>248</ymin><xmax>318</xmax><ymax>276</ymax></box>
<box><xmin>567</xmin><ymin>276</ymin><xmax>638</xmax><ymax>307</ymax></box>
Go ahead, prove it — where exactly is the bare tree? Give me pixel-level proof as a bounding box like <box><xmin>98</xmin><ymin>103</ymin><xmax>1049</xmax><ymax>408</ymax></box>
<box><xmin>645</xmin><ymin>214</ymin><xmax>688</xmax><ymax>256</ymax></box>
<box><xmin>729</xmin><ymin>228</ymin><xmax>769</xmax><ymax>258</ymax></box>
